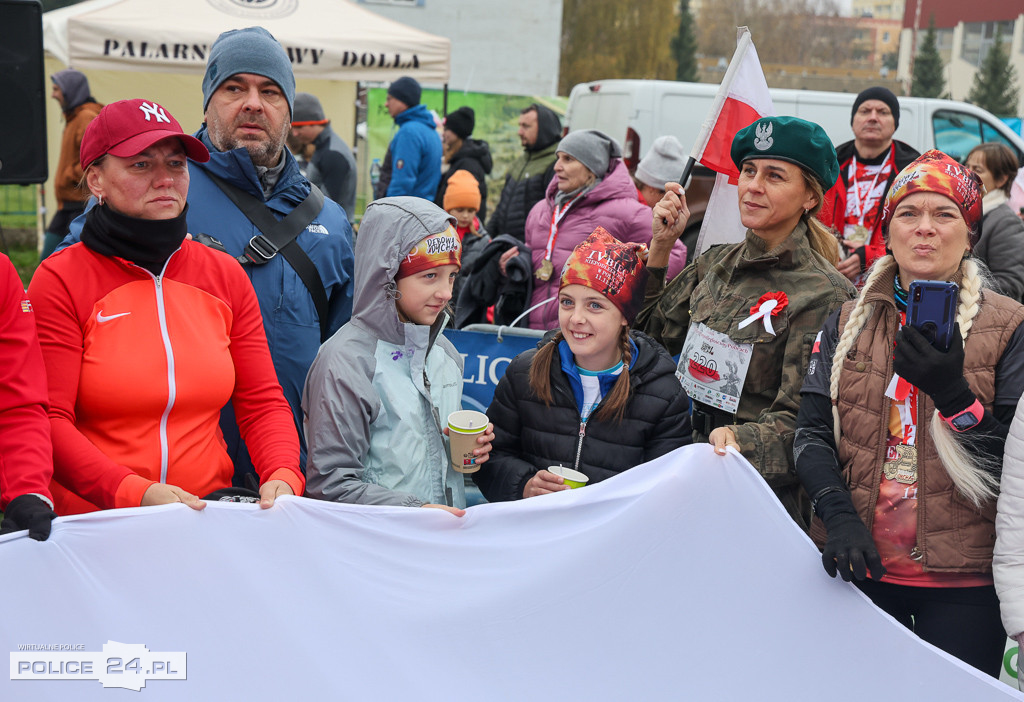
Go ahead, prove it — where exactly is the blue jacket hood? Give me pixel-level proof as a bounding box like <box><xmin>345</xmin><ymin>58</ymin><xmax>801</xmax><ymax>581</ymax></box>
<box><xmin>395</xmin><ymin>103</ymin><xmax>437</xmax><ymax>130</ymax></box>
<box><xmin>353</xmin><ymin>197</ymin><xmax>457</xmax><ymax>345</ymax></box>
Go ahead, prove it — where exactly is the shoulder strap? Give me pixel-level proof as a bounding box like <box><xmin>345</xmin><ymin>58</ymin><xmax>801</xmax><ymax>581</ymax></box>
<box><xmin>206</xmin><ymin>173</ymin><xmax>331</xmax><ymax>343</ymax></box>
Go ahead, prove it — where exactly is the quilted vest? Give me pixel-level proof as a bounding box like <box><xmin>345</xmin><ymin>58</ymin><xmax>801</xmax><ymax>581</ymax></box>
<box><xmin>812</xmin><ymin>263</ymin><xmax>1024</xmax><ymax>572</ymax></box>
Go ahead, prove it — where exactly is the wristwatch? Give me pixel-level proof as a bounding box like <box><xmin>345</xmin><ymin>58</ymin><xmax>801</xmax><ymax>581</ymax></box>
<box><xmin>940</xmin><ymin>398</ymin><xmax>984</xmax><ymax>433</ymax></box>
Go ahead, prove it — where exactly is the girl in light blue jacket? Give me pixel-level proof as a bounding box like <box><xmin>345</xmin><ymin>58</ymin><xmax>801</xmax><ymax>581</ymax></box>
<box><xmin>301</xmin><ymin>197</ymin><xmax>493</xmax><ymax>515</ymax></box>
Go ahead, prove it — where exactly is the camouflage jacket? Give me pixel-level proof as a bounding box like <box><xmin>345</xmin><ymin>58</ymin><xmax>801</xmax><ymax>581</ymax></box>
<box><xmin>635</xmin><ymin>222</ymin><xmax>855</xmax><ymax>524</ymax></box>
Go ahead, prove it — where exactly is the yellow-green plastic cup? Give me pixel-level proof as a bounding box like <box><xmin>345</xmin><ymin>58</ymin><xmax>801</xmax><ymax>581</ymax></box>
<box><xmin>448</xmin><ymin>410</ymin><xmax>489</xmax><ymax>474</ymax></box>
<box><xmin>548</xmin><ymin>465</ymin><xmax>589</xmax><ymax>489</ymax></box>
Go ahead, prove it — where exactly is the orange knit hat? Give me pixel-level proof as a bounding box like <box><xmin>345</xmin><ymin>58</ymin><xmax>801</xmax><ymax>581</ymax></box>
<box><xmin>443</xmin><ymin>170</ymin><xmax>481</xmax><ymax>211</ymax></box>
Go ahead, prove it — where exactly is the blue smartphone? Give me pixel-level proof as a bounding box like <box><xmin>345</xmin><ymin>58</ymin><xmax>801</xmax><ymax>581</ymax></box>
<box><xmin>906</xmin><ymin>280</ymin><xmax>958</xmax><ymax>352</ymax></box>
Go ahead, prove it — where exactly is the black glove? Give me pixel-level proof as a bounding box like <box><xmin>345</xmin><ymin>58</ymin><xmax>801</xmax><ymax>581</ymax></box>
<box><xmin>0</xmin><ymin>494</ymin><xmax>57</xmax><ymax>541</ymax></box>
<box><xmin>816</xmin><ymin>490</ymin><xmax>885</xmax><ymax>582</ymax></box>
<box><xmin>892</xmin><ymin>323</ymin><xmax>974</xmax><ymax>416</ymax></box>
<box><xmin>821</xmin><ymin>511</ymin><xmax>886</xmax><ymax>582</ymax></box>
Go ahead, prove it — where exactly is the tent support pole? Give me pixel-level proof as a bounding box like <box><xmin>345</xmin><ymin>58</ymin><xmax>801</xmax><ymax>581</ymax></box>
<box><xmin>443</xmin><ymin>83</ymin><xmax>448</xmax><ymax>117</ymax></box>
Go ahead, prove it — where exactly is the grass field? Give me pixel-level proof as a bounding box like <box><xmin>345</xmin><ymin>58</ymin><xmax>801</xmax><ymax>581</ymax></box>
<box><xmin>0</xmin><ymin>185</ymin><xmax>38</xmax><ymax>230</ymax></box>
<box><xmin>6</xmin><ymin>246</ymin><xmax>39</xmax><ymax>288</ymax></box>
<box><xmin>0</xmin><ymin>185</ymin><xmax>41</xmax><ymax>286</ymax></box>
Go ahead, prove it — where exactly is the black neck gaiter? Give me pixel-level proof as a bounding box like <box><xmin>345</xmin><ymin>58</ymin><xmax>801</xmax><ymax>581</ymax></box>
<box><xmin>81</xmin><ymin>203</ymin><xmax>189</xmax><ymax>275</ymax></box>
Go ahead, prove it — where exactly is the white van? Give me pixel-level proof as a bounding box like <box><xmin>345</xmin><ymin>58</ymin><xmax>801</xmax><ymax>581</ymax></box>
<box><xmin>566</xmin><ymin>79</ymin><xmax>1024</xmax><ymax>256</ymax></box>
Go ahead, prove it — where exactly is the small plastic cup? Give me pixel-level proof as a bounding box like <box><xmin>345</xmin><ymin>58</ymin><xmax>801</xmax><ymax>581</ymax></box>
<box><xmin>448</xmin><ymin>410</ymin><xmax>489</xmax><ymax>474</ymax></box>
<box><xmin>548</xmin><ymin>465</ymin><xmax>589</xmax><ymax>489</ymax></box>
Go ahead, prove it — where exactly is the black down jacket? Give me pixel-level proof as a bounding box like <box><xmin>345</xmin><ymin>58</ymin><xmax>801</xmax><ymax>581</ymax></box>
<box><xmin>473</xmin><ymin>330</ymin><xmax>692</xmax><ymax>502</ymax></box>
<box><xmin>454</xmin><ymin>234</ymin><xmax>533</xmax><ymax>328</ymax></box>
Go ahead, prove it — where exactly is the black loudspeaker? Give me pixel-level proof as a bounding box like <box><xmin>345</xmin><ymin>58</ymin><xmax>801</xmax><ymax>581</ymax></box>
<box><xmin>0</xmin><ymin>0</ymin><xmax>47</xmax><ymax>184</ymax></box>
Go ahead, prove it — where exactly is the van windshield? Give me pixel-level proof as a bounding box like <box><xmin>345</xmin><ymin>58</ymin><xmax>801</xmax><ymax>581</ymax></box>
<box><xmin>933</xmin><ymin>109</ymin><xmax>1021</xmax><ymax>162</ymax></box>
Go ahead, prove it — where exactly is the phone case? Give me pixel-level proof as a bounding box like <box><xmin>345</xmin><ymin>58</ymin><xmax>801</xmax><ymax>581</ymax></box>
<box><xmin>906</xmin><ymin>280</ymin><xmax>958</xmax><ymax>352</ymax></box>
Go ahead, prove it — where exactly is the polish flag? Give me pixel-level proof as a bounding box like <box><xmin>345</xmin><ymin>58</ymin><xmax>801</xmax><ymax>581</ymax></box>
<box><xmin>691</xmin><ymin>28</ymin><xmax>775</xmax><ymax>255</ymax></box>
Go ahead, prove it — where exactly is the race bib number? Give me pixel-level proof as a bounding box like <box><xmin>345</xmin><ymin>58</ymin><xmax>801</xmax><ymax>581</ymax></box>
<box><xmin>676</xmin><ymin>323</ymin><xmax>753</xmax><ymax>414</ymax></box>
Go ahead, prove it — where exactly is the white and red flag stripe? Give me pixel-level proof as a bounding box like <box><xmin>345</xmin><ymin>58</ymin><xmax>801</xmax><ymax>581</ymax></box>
<box><xmin>692</xmin><ymin>28</ymin><xmax>775</xmax><ymax>254</ymax></box>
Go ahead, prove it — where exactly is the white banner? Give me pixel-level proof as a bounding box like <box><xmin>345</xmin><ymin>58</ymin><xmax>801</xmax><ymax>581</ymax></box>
<box><xmin>1</xmin><ymin>445</ymin><xmax>1020</xmax><ymax>700</ymax></box>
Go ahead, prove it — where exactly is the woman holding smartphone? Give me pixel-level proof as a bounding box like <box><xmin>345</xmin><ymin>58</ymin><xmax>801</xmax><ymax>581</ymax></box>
<box><xmin>794</xmin><ymin>150</ymin><xmax>1024</xmax><ymax>676</ymax></box>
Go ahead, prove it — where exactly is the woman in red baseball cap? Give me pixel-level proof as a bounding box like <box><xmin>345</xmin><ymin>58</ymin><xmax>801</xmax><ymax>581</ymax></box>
<box><xmin>28</xmin><ymin>99</ymin><xmax>304</xmax><ymax>516</ymax></box>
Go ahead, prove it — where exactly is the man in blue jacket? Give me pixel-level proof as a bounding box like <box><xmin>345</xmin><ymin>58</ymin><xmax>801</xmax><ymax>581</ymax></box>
<box><xmin>193</xmin><ymin>27</ymin><xmax>354</xmax><ymax>482</ymax></box>
<box><xmin>66</xmin><ymin>27</ymin><xmax>355</xmax><ymax>484</ymax></box>
<box><xmin>372</xmin><ymin>77</ymin><xmax>442</xmax><ymax>200</ymax></box>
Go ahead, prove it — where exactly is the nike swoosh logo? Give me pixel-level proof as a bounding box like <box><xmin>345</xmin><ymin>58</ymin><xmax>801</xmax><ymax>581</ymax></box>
<box><xmin>96</xmin><ymin>311</ymin><xmax>131</xmax><ymax>323</ymax></box>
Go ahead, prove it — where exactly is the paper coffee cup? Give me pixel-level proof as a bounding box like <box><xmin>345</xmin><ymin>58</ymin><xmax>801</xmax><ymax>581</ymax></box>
<box><xmin>448</xmin><ymin>410</ymin><xmax>489</xmax><ymax>474</ymax></box>
<box><xmin>548</xmin><ymin>465</ymin><xmax>589</xmax><ymax>489</ymax></box>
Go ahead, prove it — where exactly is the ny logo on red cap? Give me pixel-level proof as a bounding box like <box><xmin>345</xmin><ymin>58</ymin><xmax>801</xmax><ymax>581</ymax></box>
<box><xmin>139</xmin><ymin>102</ymin><xmax>171</xmax><ymax>124</ymax></box>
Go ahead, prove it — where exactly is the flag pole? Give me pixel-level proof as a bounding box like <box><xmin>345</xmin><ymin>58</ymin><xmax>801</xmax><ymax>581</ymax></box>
<box><xmin>677</xmin><ymin>156</ymin><xmax>696</xmax><ymax>189</ymax></box>
<box><xmin>683</xmin><ymin>26</ymin><xmax>753</xmax><ymax>172</ymax></box>
<box><xmin>665</xmin><ymin>26</ymin><xmax>751</xmax><ymax>224</ymax></box>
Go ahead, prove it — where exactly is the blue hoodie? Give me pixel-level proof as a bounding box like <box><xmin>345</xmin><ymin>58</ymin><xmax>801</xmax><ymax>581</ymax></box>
<box><xmin>386</xmin><ymin>104</ymin><xmax>443</xmax><ymax>199</ymax></box>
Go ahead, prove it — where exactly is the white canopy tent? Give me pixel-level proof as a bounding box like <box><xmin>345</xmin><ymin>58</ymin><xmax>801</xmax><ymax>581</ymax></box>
<box><xmin>37</xmin><ymin>0</ymin><xmax>449</xmax><ymax>229</ymax></box>
<box><xmin>42</xmin><ymin>0</ymin><xmax>451</xmax><ymax>84</ymax></box>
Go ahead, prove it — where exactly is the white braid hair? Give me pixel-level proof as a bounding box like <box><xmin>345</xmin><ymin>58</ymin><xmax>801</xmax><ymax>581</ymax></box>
<box><xmin>829</xmin><ymin>256</ymin><xmax>997</xmax><ymax>507</ymax></box>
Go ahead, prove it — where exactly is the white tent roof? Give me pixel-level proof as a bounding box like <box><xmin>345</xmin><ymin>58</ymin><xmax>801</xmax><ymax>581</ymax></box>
<box><xmin>43</xmin><ymin>0</ymin><xmax>450</xmax><ymax>84</ymax></box>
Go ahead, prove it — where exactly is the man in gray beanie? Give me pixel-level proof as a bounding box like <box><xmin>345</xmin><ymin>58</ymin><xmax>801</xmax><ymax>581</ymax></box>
<box><xmin>200</xmin><ymin>26</ymin><xmax>296</xmax><ymax>171</ymax></box>
<box><xmin>169</xmin><ymin>26</ymin><xmax>355</xmax><ymax>486</ymax></box>
<box><xmin>634</xmin><ymin>135</ymin><xmax>686</xmax><ymax>207</ymax></box>
<box><xmin>373</xmin><ymin>75</ymin><xmax>442</xmax><ymax>201</ymax></box>
<box><xmin>291</xmin><ymin>92</ymin><xmax>358</xmax><ymax>222</ymax></box>
<box><xmin>822</xmin><ymin>85</ymin><xmax>919</xmax><ymax>284</ymax></box>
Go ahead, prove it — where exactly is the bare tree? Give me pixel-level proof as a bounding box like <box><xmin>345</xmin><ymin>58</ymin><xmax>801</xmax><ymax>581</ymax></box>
<box><xmin>560</xmin><ymin>0</ymin><xmax>676</xmax><ymax>94</ymax></box>
<box><xmin>697</xmin><ymin>0</ymin><xmax>851</xmax><ymax>68</ymax></box>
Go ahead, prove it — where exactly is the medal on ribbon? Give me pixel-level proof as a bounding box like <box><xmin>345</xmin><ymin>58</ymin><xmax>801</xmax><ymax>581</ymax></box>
<box><xmin>738</xmin><ymin>292</ymin><xmax>788</xmax><ymax>336</ymax></box>
<box><xmin>536</xmin><ymin>259</ymin><xmax>554</xmax><ymax>281</ymax></box>
<box><xmin>885</xmin><ymin>311</ymin><xmax>914</xmax><ymax>402</ymax></box>
<box><xmin>882</xmin><ymin>444</ymin><xmax>918</xmax><ymax>484</ymax></box>
<box><xmin>845</xmin><ymin>224</ymin><xmax>871</xmax><ymax>247</ymax></box>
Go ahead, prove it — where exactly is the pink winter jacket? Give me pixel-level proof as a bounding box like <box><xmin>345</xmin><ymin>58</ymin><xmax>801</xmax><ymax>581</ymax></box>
<box><xmin>524</xmin><ymin>159</ymin><xmax>686</xmax><ymax>330</ymax></box>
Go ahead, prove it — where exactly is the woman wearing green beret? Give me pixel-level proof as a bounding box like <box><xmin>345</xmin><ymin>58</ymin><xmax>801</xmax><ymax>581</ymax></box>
<box><xmin>635</xmin><ymin>115</ymin><xmax>855</xmax><ymax>531</ymax></box>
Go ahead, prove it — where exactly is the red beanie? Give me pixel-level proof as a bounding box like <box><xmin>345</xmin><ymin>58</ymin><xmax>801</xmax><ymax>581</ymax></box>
<box><xmin>559</xmin><ymin>227</ymin><xmax>649</xmax><ymax>323</ymax></box>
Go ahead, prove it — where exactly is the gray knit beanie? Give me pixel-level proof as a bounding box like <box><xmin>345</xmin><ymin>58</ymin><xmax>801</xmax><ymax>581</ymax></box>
<box><xmin>635</xmin><ymin>136</ymin><xmax>687</xmax><ymax>189</ymax></box>
<box><xmin>292</xmin><ymin>93</ymin><xmax>327</xmax><ymax>124</ymax></box>
<box><xmin>202</xmin><ymin>27</ymin><xmax>295</xmax><ymax>115</ymax></box>
<box><xmin>557</xmin><ymin>129</ymin><xmax>622</xmax><ymax>177</ymax></box>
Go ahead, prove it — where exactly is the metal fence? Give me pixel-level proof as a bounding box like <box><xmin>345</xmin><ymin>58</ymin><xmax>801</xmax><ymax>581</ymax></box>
<box><xmin>0</xmin><ymin>184</ymin><xmax>38</xmax><ymax>220</ymax></box>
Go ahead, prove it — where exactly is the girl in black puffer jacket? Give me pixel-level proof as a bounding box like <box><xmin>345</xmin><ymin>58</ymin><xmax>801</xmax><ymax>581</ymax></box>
<box><xmin>472</xmin><ymin>228</ymin><xmax>691</xmax><ymax>502</ymax></box>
